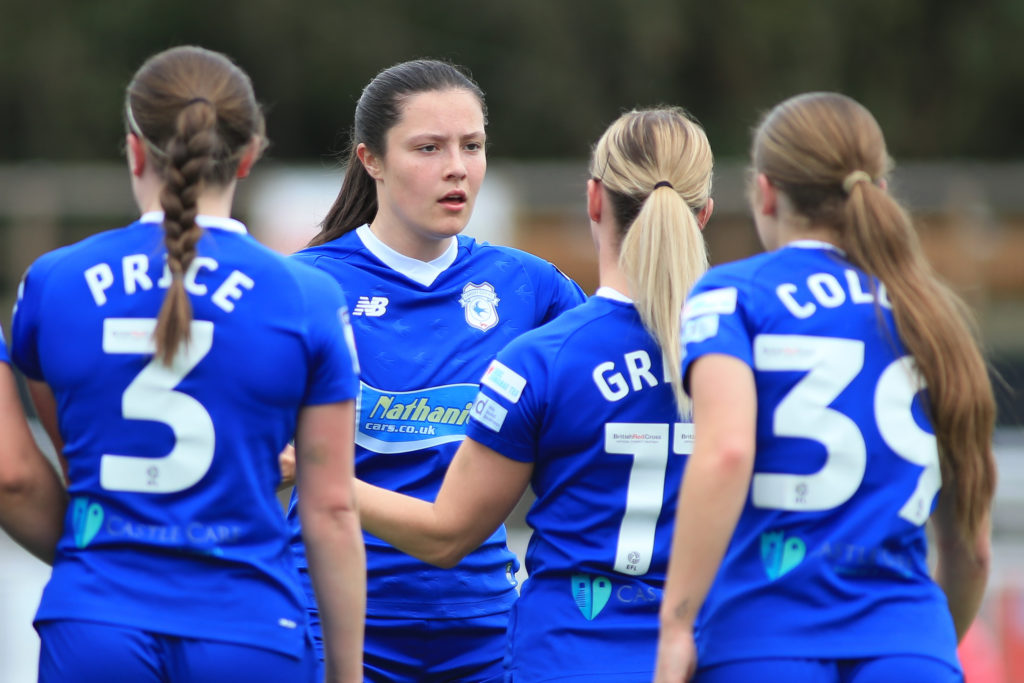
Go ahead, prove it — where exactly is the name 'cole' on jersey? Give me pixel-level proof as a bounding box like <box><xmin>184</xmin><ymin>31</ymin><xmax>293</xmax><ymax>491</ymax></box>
<box><xmin>679</xmin><ymin>240</ymin><xmax>959</xmax><ymax>671</ymax></box>
<box><xmin>286</xmin><ymin>225</ymin><xmax>585</xmax><ymax>620</ymax></box>
<box><xmin>10</xmin><ymin>212</ymin><xmax>359</xmax><ymax>659</ymax></box>
<box><xmin>464</xmin><ymin>288</ymin><xmax>690</xmax><ymax>681</ymax></box>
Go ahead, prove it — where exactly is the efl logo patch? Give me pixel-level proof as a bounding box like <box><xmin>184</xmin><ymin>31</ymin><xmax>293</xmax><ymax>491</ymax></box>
<box><xmin>470</xmin><ymin>392</ymin><xmax>508</xmax><ymax>432</ymax></box>
<box><xmin>481</xmin><ymin>360</ymin><xmax>526</xmax><ymax>403</ymax></box>
<box><xmin>353</xmin><ymin>296</ymin><xmax>388</xmax><ymax>317</ymax></box>
<box><xmin>459</xmin><ymin>282</ymin><xmax>500</xmax><ymax>331</ymax></box>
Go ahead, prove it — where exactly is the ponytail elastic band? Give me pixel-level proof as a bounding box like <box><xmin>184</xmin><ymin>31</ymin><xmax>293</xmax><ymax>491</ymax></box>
<box><xmin>842</xmin><ymin>170</ymin><xmax>872</xmax><ymax>195</ymax></box>
<box><xmin>653</xmin><ymin>181</ymin><xmax>674</xmax><ymax>191</ymax></box>
<box><xmin>185</xmin><ymin>97</ymin><xmax>214</xmax><ymax>108</ymax></box>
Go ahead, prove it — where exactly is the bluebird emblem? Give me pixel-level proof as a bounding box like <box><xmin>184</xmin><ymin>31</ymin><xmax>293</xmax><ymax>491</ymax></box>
<box><xmin>459</xmin><ymin>282</ymin><xmax>500</xmax><ymax>331</ymax></box>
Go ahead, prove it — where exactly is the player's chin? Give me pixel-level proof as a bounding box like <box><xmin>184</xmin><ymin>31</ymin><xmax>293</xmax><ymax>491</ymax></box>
<box><xmin>432</xmin><ymin>211</ymin><xmax>472</xmax><ymax>236</ymax></box>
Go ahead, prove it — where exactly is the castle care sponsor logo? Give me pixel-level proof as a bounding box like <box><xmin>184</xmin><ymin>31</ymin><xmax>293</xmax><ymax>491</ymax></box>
<box><xmin>69</xmin><ymin>497</ymin><xmax>242</xmax><ymax>553</ymax></box>
<box><xmin>760</xmin><ymin>529</ymin><xmax>806</xmax><ymax>580</ymax></box>
<box><xmin>480</xmin><ymin>360</ymin><xmax>526</xmax><ymax>403</ymax></box>
<box><xmin>356</xmin><ymin>382</ymin><xmax>477</xmax><ymax>453</ymax></box>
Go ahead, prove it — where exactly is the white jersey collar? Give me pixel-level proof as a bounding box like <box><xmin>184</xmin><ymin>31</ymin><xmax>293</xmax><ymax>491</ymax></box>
<box><xmin>786</xmin><ymin>239</ymin><xmax>845</xmax><ymax>255</ymax></box>
<box><xmin>139</xmin><ymin>211</ymin><xmax>248</xmax><ymax>234</ymax></box>
<box><xmin>595</xmin><ymin>286</ymin><xmax>633</xmax><ymax>303</ymax></box>
<box><xmin>356</xmin><ymin>224</ymin><xmax>458</xmax><ymax>287</ymax></box>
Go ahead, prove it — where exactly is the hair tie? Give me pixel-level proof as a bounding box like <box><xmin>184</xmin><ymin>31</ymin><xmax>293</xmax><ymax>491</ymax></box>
<box><xmin>184</xmin><ymin>97</ymin><xmax>214</xmax><ymax>108</ymax></box>
<box><xmin>842</xmin><ymin>170</ymin><xmax>872</xmax><ymax>195</ymax></box>
<box><xmin>653</xmin><ymin>180</ymin><xmax>674</xmax><ymax>191</ymax></box>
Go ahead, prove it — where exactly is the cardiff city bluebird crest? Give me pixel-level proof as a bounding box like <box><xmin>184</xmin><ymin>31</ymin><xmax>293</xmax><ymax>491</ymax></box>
<box><xmin>459</xmin><ymin>282</ymin><xmax>500</xmax><ymax>331</ymax></box>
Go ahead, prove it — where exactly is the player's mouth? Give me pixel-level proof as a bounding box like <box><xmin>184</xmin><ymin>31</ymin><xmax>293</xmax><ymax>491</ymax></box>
<box><xmin>438</xmin><ymin>190</ymin><xmax>467</xmax><ymax>210</ymax></box>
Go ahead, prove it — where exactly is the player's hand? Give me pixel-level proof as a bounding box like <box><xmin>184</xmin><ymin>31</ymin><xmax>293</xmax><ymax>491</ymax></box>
<box><xmin>652</xmin><ymin>624</ymin><xmax>697</xmax><ymax>683</ymax></box>
<box><xmin>278</xmin><ymin>443</ymin><xmax>296</xmax><ymax>489</ymax></box>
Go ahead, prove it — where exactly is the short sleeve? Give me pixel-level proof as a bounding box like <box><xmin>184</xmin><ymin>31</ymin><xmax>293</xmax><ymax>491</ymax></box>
<box><xmin>10</xmin><ymin>259</ymin><xmax>49</xmax><ymax>380</ymax></box>
<box><xmin>464</xmin><ymin>340</ymin><xmax>548</xmax><ymax>464</ymax></box>
<box><xmin>300</xmin><ymin>269</ymin><xmax>360</xmax><ymax>406</ymax></box>
<box><xmin>680</xmin><ymin>267</ymin><xmax>756</xmax><ymax>396</ymax></box>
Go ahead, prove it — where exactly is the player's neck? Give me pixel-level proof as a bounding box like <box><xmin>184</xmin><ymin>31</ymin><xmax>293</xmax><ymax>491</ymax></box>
<box><xmin>134</xmin><ymin>182</ymin><xmax>238</xmax><ymax>219</ymax></box>
<box><xmin>776</xmin><ymin>219</ymin><xmax>841</xmax><ymax>250</ymax></box>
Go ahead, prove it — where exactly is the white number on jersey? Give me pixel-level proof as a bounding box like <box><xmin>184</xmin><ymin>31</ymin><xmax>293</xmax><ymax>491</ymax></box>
<box><xmin>100</xmin><ymin>318</ymin><xmax>216</xmax><ymax>493</ymax></box>
<box><xmin>752</xmin><ymin>334</ymin><xmax>940</xmax><ymax>524</ymax></box>
<box><xmin>605</xmin><ymin>422</ymin><xmax>694</xmax><ymax>575</ymax></box>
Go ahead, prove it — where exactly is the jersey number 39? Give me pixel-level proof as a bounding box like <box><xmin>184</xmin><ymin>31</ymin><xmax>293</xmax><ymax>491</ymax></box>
<box><xmin>753</xmin><ymin>334</ymin><xmax>940</xmax><ymax>526</ymax></box>
<box><xmin>99</xmin><ymin>318</ymin><xmax>215</xmax><ymax>493</ymax></box>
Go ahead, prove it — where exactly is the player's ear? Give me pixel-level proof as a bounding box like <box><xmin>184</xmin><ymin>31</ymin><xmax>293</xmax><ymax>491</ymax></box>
<box><xmin>127</xmin><ymin>133</ymin><xmax>146</xmax><ymax>177</ymax></box>
<box><xmin>754</xmin><ymin>173</ymin><xmax>777</xmax><ymax>217</ymax></box>
<box><xmin>357</xmin><ymin>143</ymin><xmax>383</xmax><ymax>180</ymax></box>
<box><xmin>235</xmin><ymin>135</ymin><xmax>263</xmax><ymax>179</ymax></box>
<box><xmin>587</xmin><ymin>178</ymin><xmax>602</xmax><ymax>223</ymax></box>
<box><xmin>697</xmin><ymin>198</ymin><xmax>714</xmax><ymax>230</ymax></box>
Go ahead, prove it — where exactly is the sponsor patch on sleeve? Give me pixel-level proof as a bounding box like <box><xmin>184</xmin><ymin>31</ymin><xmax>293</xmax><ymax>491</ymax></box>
<box><xmin>470</xmin><ymin>392</ymin><xmax>508</xmax><ymax>432</ymax></box>
<box><xmin>480</xmin><ymin>360</ymin><xmax>527</xmax><ymax>403</ymax></box>
<box><xmin>682</xmin><ymin>314</ymin><xmax>720</xmax><ymax>344</ymax></box>
<box><xmin>683</xmin><ymin>287</ymin><xmax>737</xmax><ymax>321</ymax></box>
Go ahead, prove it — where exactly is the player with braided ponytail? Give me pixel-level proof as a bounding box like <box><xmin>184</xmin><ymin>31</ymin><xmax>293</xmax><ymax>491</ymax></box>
<box><xmin>10</xmin><ymin>46</ymin><xmax>364</xmax><ymax>682</ymax></box>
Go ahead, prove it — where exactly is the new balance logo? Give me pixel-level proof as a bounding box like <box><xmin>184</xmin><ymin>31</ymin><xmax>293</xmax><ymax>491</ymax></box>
<box><xmin>353</xmin><ymin>296</ymin><xmax>389</xmax><ymax>317</ymax></box>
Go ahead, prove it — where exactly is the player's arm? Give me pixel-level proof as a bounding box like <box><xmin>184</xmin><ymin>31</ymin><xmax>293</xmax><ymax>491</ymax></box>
<box><xmin>277</xmin><ymin>443</ymin><xmax>296</xmax><ymax>490</ymax></box>
<box><xmin>26</xmin><ymin>378</ymin><xmax>68</xmax><ymax>483</ymax></box>
<box><xmin>930</xmin><ymin>486</ymin><xmax>992</xmax><ymax>641</ymax></box>
<box><xmin>0</xmin><ymin>367</ymin><xmax>67</xmax><ymax>564</ymax></box>
<box><xmin>655</xmin><ymin>354</ymin><xmax>757</xmax><ymax>683</ymax></box>
<box><xmin>357</xmin><ymin>436</ymin><xmax>532</xmax><ymax>568</ymax></box>
<box><xmin>295</xmin><ymin>399</ymin><xmax>364</xmax><ymax>683</ymax></box>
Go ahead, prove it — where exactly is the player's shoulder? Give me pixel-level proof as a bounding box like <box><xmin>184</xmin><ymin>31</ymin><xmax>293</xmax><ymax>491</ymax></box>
<box><xmin>458</xmin><ymin>235</ymin><xmax>561</xmax><ymax>273</ymax></box>
<box><xmin>24</xmin><ymin>221</ymin><xmax>149</xmax><ymax>280</ymax></box>
<box><xmin>497</xmin><ymin>296</ymin><xmax>612</xmax><ymax>362</ymax></box>
<box><xmin>291</xmin><ymin>231</ymin><xmax>363</xmax><ymax>267</ymax></box>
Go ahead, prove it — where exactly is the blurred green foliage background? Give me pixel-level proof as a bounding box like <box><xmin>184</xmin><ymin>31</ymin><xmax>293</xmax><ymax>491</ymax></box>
<box><xmin>3</xmin><ymin>0</ymin><xmax>1024</xmax><ymax>163</ymax></box>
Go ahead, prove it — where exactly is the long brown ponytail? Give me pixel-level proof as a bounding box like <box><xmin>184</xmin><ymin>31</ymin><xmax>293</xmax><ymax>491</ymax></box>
<box><xmin>752</xmin><ymin>92</ymin><xmax>996</xmax><ymax>541</ymax></box>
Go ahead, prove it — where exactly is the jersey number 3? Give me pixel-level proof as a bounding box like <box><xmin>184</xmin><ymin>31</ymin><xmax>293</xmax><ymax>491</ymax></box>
<box><xmin>100</xmin><ymin>318</ymin><xmax>215</xmax><ymax>493</ymax></box>
<box><xmin>753</xmin><ymin>334</ymin><xmax>940</xmax><ymax>526</ymax></box>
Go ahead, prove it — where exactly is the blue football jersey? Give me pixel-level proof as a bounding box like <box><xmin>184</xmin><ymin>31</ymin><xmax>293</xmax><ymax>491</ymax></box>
<box><xmin>465</xmin><ymin>289</ymin><xmax>690</xmax><ymax>681</ymax></box>
<box><xmin>0</xmin><ymin>324</ymin><xmax>9</xmax><ymax>364</ymax></box>
<box><xmin>10</xmin><ymin>213</ymin><xmax>359</xmax><ymax>658</ymax></box>
<box><xmin>680</xmin><ymin>241</ymin><xmax>959</xmax><ymax>669</ymax></box>
<box><xmin>287</xmin><ymin>225</ymin><xmax>585</xmax><ymax>619</ymax></box>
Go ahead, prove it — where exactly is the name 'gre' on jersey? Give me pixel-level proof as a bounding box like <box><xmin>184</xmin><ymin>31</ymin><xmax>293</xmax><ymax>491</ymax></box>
<box><xmin>466</xmin><ymin>289</ymin><xmax>690</xmax><ymax>682</ymax></box>
<box><xmin>11</xmin><ymin>213</ymin><xmax>359</xmax><ymax>658</ymax></box>
<box><xmin>286</xmin><ymin>225</ymin><xmax>586</xmax><ymax>620</ymax></box>
<box><xmin>679</xmin><ymin>241</ymin><xmax>959</xmax><ymax>671</ymax></box>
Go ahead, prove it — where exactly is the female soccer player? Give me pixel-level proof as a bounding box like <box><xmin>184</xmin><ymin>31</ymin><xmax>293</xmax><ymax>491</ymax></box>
<box><xmin>9</xmin><ymin>45</ymin><xmax>364</xmax><ymax>683</ymax></box>
<box><xmin>654</xmin><ymin>92</ymin><xmax>996</xmax><ymax>682</ymax></box>
<box><xmin>284</xmin><ymin>59</ymin><xmax>586</xmax><ymax>682</ymax></box>
<box><xmin>353</xmin><ymin>106</ymin><xmax>714</xmax><ymax>681</ymax></box>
